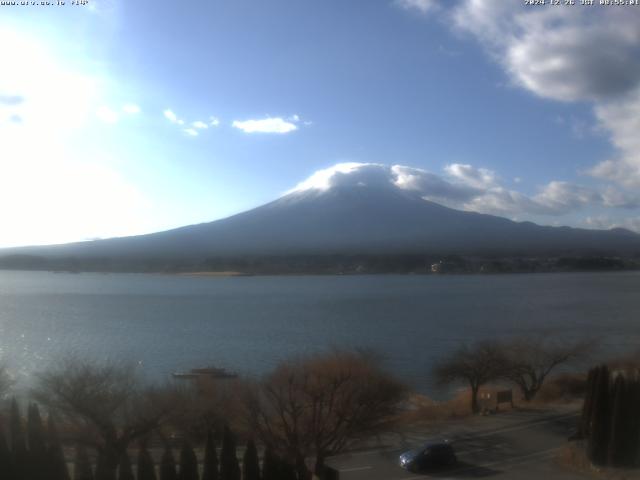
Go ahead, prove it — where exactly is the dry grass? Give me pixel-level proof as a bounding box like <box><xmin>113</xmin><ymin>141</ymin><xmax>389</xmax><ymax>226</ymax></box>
<box><xmin>557</xmin><ymin>442</ymin><xmax>594</xmax><ymax>473</ymax></box>
<box><xmin>556</xmin><ymin>443</ymin><xmax>640</xmax><ymax>480</ymax></box>
<box><xmin>398</xmin><ymin>387</ymin><xmax>520</xmax><ymax>425</ymax></box>
<box><xmin>398</xmin><ymin>376</ymin><xmax>586</xmax><ymax>426</ymax></box>
<box><xmin>399</xmin><ymin>391</ymin><xmax>469</xmax><ymax>424</ymax></box>
<box><xmin>533</xmin><ymin>372</ymin><xmax>588</xmax><ymax>405</ymax></box>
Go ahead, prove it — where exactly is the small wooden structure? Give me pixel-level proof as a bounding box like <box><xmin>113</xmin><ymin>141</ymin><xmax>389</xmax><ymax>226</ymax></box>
<box><xmin>496</xmin><ymin>389</ymin><xmax>514</xmax><ymax>410</ymax></box>
<box><xmin>479</xmin><ymin>389</ymin><xmax>515</xmax><ymax>413</ymax></box>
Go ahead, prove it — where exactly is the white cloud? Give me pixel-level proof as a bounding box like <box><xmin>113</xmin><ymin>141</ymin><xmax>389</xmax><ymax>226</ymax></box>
<box><xmin>232</xmin><ymin>117</ymin><xmax>298</xmax><ymax>134</ymax></box>
<box><xmin>444</xmin><ymin>163</ymin><xmax>497</xmax><ymax>189</ymax></box>
<box><xmin>589</xmin><ymin>90</ymin><xmax>640</xmax><ymax>186</ymax></box>
<box><xmin>289</xmin><ymin>162</ymin><xmax>609</xmax><ymax>218</ymax></box>
<box><xmin>601</xmin><ymin>186</ymin><xmax>640</xmax><ymax>209</ymax></box>
<box><xmin>164</xmin><ymin>110</ymin><xmax>217</xmax><ymax>136</ymax></box>
<box><xmin>533</xmin><ymin>181</ymin><xmax>601</xmax><ymax>213</ymax></box>
<box><xmin>396</xmin><ymin>0</ymin><xmax>438</xmax><ymax>15</ymax></box>
<box><xmin>96</xmin><ymin>105</ymin><xmax>118</xmax><ymax>124</ymax></box>
<box><xmin>122</xmin><ymin>103</ymin><xmax>140</xmax><ymax>114</ymax></box>
<box><xmin>392</xmin><ymin>164</ymin><xmax>481</xmax><ymax>202</ymax></box>
<box><xmin>289</xmin><ymin>163</ymin><xmax>366</xmax><ymax>193</ymax></box>
<box><xmin>450</xmin><ymin>1</ymin><xmax>640</xmax><ymax>188</ymax></box>
<box><xmin>453</xmin><ymin>3</ymin><xmax>640</xmax><ymax>102</ymax></box>
<box><xmin>164</xmin><ymin>108</ymin><xmax>179</xmax><ymax>123</ymax></box>
<box><xmin>584</xmin><ymin>215</ymin><xmax>640</xmax><ymax>233</ymax></box>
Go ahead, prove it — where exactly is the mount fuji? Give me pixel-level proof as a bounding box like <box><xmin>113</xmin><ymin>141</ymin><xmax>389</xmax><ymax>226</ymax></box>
<box><xmin>2</xmin><ymin>164</ymin><xmax>639</xmax><ymax>270</ymax></box>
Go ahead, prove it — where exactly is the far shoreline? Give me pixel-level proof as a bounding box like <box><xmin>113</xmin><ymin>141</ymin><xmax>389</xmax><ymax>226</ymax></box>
<box><xmin>176</xmin><ymin>271</ymin><xmax>253</xmax><ymax>277</ymax></box>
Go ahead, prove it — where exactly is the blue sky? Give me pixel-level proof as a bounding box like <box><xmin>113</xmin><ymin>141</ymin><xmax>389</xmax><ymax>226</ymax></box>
<box><xmin>1</xmin><ymin>0</ymin><xmax>640</xmax><ymax>246</ymax></box>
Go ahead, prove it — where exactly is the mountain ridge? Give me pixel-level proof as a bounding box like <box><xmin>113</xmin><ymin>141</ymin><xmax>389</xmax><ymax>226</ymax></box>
<box><xmin>2</xmin><ymin>181</ymin><xmax>640</xmax><ymax>268</ymax></box>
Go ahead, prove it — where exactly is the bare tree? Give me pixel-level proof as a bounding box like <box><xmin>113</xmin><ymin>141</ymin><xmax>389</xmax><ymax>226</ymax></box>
<box><xmin>159</xmin><ymin>379</ymin><xmax>244</xmax><ymax>444</ymax></box>
<box><xmin>433</xmin><ymin>341</ymin><xmax>506</xmax><ymax>414</ymax></box>
<box><xmin>501</xmin><ymin>336</ymin><xmax>593</xmax><ymax>401</ymax></box>
<box><xmin>244</xmin><ymin>350</ymin><xmax>406</xmax><ymax>477</ymax></box>
<box><xmin>32</xmin><ymin>358</ymin><xmax>175</xmax><ymax>478</ymax></box>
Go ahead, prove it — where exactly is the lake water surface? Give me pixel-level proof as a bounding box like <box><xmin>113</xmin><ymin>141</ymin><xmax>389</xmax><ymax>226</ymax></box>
<box><xmin>0</xmin><ymin>270</ymin><xmax>638</xmax><ymax>394</ymax></box>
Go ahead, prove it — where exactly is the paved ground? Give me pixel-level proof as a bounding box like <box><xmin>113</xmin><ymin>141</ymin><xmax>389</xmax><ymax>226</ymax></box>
<box><xmin>327</xmin><ymin>406</ymin><xmax>592</xmax><ymax>479</ymax></box>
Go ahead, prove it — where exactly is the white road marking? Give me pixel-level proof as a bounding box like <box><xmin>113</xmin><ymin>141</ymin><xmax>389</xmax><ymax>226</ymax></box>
<box><xmin>336</xmin><ymin>411</ymin><xmax>577</xmax><ymax>461</ymax></box>
<box><xmin>480</xmin><ymin>446</ymin><xmax>560</xmax><ymax>469</ymax></box>
<box><xmin>345</xmin><ymin>450</ymin><xmax>385</xmax><ymax>457</ymax></box>
<box><xmin>451</xmin><ymin>412</ymin><xmax>577</xmax><ymax>440</ymax></box>
<box><xmin>339</xmin><ymin>465</ymin><xmax>373</xmax><ymax>472</ymax></box>
<box><xmin>455</xmin><ymin>443</ymin><xmax>506</xmax><ymax>455</ymax></box>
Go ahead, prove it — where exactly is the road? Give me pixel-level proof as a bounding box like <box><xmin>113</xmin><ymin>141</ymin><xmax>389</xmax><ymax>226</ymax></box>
<box><xmin>326</xmin><ymin>407</ymin><xmax>591</xmax><ymax>479</ymax></box>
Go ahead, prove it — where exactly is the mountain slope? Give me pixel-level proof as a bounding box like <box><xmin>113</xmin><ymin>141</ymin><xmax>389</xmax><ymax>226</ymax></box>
<box><xmin>4</xmin><ymin>182</ymin><xmax>640</xmax><ymax>261</ymax></box>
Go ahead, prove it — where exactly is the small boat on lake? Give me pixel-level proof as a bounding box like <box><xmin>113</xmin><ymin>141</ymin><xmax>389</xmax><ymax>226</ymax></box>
<box><xmin>172</xmin><ymin>366</ymin><xmax>238</xmax><ymax>380</ymax></box>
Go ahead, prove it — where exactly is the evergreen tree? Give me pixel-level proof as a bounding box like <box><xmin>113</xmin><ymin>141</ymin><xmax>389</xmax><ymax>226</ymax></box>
<box><xmin>579</xmin><ymin>368</ymin><xmax>597</xmax><ymax>437</ymax></box>
<box><xmin>95</xmin><ymin>449</ymin><xmax>117</xmax><ymax>480</ymax></box>
<box><xmin>10</xmin><ymin>398</ymin><xmax>28</xmax><ymax>480</ymax></box>
<box><xmin>628</xmin><ymin>379</ymin><xmax>640</xmax><ymax>466</ymax></box>
<box><xmin>137</xmin><ymin>445</ymin><xmax>157</xmax><ymax>480</ymax></box>
<box><xmin>47</xmin><ymin>414</ymin><xmax>70</xmax><ymax>480</ymax></box>
<box><xmin>219</xmin><ymin>426</ymin><xmax>240</xmax><ymax>480</ymax></box>
<box><xmin>160</xmin><ymin>447</ymin><xmax>178</xmax><ymax>480</ymax></box>
<box><xmin>607</xmin><ymin>375</ymin><xmax>627</xmax><ymax>466</ymax></box>
<box><xmin>0</xmin><ymin>422</ymin><xmax>15</xmax><ymax>480</ymax></box>
<box><xmin>295</xmin><ymin>454</ymin><xmax>310</xmax><ymax>480</ymax></box>
<box><xmin>581</xmin><ymin>366</ymin><xmax>640</xmax><ymax>467</ymax></box>
<box><xmin>117</xmin><ymin>452</ymin><xmax>135</xmax><ymax>480</ymax></box>
<box><xmin>588</xmin><ymin>365</ymin><xmax>611</xmax><ymax>465</ymax></box>
<box><xmin>201</xmin><ymin>431</ymin><xmax>218</xmax><ymax>480</ymax></box>
<box><xmin>74</xmin><ymin>445</ymin><xmax>94</xmax><ymax>480</ymax></box>
<box><xmin>260</xmin><ymin>449</ymin><xmax>277</xmax><ymax>480</ymax></box>
<box><xmin>179</xmin><ymin>440</ymin><xmax>199</xmax><ymax>480</ymax></box>
<box><xmin>28</xmin><ymin>403</ymin><xmax>48</xmax><ymax>480</ymax></box>
<box><xmin>28</xmin><ymin>404</ymin><xmax>47</xmax><ymax>454</ymax></box>
<box><xmin>630</xmin><ymin>379</ymin><xmax>640</xmax><ymax>465</ymax></box>
<box><xmin>242</xmin><ymin>440</ymin><xmax>260</xmax><ymax>480</ymax></box>
<box><xmin>9</xmin><ymin>399</ymin><xmax>25</xmax><ymax>453</ymax></box>
<box><xmin>276</xmin><ymin>456</ymin><xmax>297</xmax><ymax>480</ymax></box>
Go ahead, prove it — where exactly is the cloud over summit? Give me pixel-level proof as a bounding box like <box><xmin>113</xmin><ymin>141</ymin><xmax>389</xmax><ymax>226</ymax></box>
<box><xmin>290</xmin><ymin>162</ymin><xmax>614</xmax><ymax>219</ymax></box>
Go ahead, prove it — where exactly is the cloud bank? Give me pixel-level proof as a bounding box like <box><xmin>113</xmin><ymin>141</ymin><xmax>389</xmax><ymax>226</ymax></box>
<box><xmin>450</xmin><ymin>1</ymin><xmax>640</xmax><ymax>187</ymax></box>
<box><xmin>290</xmin><ymin>162</ymin><xmax>630</xmax><ymax>221</ymax></box>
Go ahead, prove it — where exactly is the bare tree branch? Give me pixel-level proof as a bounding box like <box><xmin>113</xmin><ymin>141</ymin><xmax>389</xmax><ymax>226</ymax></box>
<box><xmin>31</xmin><ymin>358</ymin><xmax>176</xmax><ymax>477</ymax></box>
<box><xmin>433</xmin><ymin>341</ymin><xmax>506</xmax><ymax>414</ymax></box>
<box><xmin>244</xmin><ymin>349</ymin><xmax>406</xmax><ymax>476</ymax></box>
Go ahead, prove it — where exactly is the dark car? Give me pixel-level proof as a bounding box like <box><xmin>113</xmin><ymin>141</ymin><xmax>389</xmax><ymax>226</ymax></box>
<box><xmin>399</xmin><ymin>441</ymin><xmax>457</xmax><ymax>472</ymax></box>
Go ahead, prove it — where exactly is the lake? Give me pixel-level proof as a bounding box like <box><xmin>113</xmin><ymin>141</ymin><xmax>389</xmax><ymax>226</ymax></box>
<box><xmin>0</xmin><ymin>270</ymin><xmax>638</xmax><ymax>395</ymax></box>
